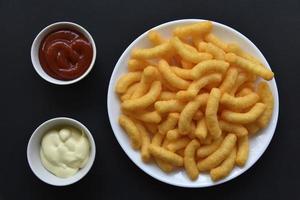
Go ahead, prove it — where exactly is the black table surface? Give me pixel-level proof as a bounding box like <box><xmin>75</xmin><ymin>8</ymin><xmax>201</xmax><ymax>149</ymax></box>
<box><xmin>0</xmin><ymin>0</ymin><xmax>299</xmax><ymax>199</ymax></box>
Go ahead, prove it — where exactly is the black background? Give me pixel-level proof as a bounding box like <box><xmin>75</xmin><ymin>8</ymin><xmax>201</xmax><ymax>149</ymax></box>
<box><xmin>0</xmin><ymin>0</ymin><xmax>299</xmax><ymax>199</ymax></box>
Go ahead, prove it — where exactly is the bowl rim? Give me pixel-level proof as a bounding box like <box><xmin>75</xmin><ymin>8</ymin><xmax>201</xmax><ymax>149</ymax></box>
<box><xmin>30</xmin><ymin>21</ymin><xmax>97</xmax><ymax>85</ymax></box>
<box><xmin>27</xmin><ymin>117</ymin><xmax>96</xmax><ymax>186</ymax></box>
<box><xmin>107</xmin><ymin>19</ymin><xmax>279</xmax><ymax>188</ymax></box>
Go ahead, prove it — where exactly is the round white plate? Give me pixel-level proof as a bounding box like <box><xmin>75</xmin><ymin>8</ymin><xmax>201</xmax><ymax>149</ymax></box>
<box><xmin>107</xmin><ymin>19</ymin><xmax>279</xmax><ymax>187</ymax></box>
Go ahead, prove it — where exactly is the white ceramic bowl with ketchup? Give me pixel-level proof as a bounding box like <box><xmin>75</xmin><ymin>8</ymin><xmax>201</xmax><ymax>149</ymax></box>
<box><xmin>31</xmin><ymin>22</ymin><xmax>97</xmax><ymax>85</ymax></box>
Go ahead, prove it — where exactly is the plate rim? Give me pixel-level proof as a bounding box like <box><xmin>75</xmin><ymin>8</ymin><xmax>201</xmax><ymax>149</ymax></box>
<box><xmin>107</xmin><ymin>19</ymin><xmax>279</xmax><ymax>188</ymax></box>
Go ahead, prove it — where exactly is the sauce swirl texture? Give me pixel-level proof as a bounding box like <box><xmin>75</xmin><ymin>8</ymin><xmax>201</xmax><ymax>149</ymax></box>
<box><xmin>39</xmin><ymin>29</ymin><xmax>93</xmax><ymax>80</ymax></box>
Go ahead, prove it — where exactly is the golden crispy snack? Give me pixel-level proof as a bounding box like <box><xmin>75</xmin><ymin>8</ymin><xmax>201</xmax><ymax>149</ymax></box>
<box><xmin>158</xmin><ymin>59</ymin><xmax>191</xmax><ymax>89</ymax></box>
<box><xmin>219</xmin><ymin>120</ymin><xmax>248</xmax><ymax>137</ymax></box>
<box><xmin>197</xmin><ymin>135</ymin><xmax>224</xmax><ymax>158</ymax></box>
<box><xmin>155</xmin><ymin>99</ymin><xmax>186</xmax><ymax>113</ymax></box>
<box><xmin>205</xmin><ymin>88</ymin><xmax>222</xmax><ymax>139</ymax></box>
<box><xmin>236</xmin><ymin>135</ymin><xmax>249</xmax><ymax>166</ymax></box>
<box><xmin>197</xmin><ymin>134</ymin><xmax>237</xmax><ymax>171</ymax></box>
<box><xmin>256</xmin><ymin>82</ymin><xmax>274</xmax><ymax>128</ymax></box>
<box><xmin>122</xmin><ymin>81</ymin><xmax>162</xmax><ymax>111</ymax></box>
<box><xmin>184</xmin><ymin>140</ymin><xmax>200</xmax><ymax>180</ymax></box>
<box><xmin>128</xmin><ymin>59</ymin><xmax>149</xmax><ymax>71</ymax></box>
<box><xmin>132</xmin><ymin>42</ymin><xmax>173</xmax><ymax>59</ymax></box>
<box><xmin>210</xmin><ymin>147</ymin><xmax>237</xmax><ymax>181</ymax></box>
<box><xmin>227</xmin><ymin>43</ymin><xmax>262</xmax><ymax>65</ymax></box>
<box><xmin>195</xmin><ymin>118</ymin><xmax>208</xmax><ymax>140</ymax></box>
<box><xmin>176</xmin><ymin>73</ymin><xmax>222</xmax><ymax>101</ymax></box>
<box><xmin>167</xmin><ymin>137</ymin><xmax>191</xmax><ymax>152</ymax></box>
<box><xmin>120</xmin><ymin>83</ymin><xmax>139</xmax><ymax>101</ymax></box>
<box><xmin>221</xmin><ymin>103</ymin><xmax>266</xmax><ymax>124</ymax></box>
<box><xmin>158</xmin><ymin>113</ymin><xmax>180</xmax><ymax>135</ymax></box>
<box><xmin>135</xmin><ymin>123</ymin><xmax>151</xmax><ymax>162</ymax></box>
<box><xmin>115</xmin><ymin>72</ymin><xmax>142</xmax><ymax>94</ymax></box>
<box><xmin>148</xmin><ymin>30</ymin><xmax>166</xmax><ymax>45</ymax></box>
<box><xmin>123</xmin><ymin>109</ymin><xmax>162</xmax><ymax>124</ymax></box>
<box><xmin>166</xmin><ymin>129</ymin><xmax>181</xmax><ymax>140</ymax></box>
<box><xmin>131</xmin><ymin>66</ymin><xmax>159</xmax><ymax>99</ymax></box>
<box><xmin>157</xmin><ymin>71</ymin><xmax>179</xmax><ymax>92</ymax></box>
<box><xmin>198</xmin><ymin>42</ymin><xmax>225</xmax><ymax>60</ymax></box>
<box><xmin>119</xmin><ymin>114</ymin><xmax>141</xmax><ymax>149</ymax></box>
<box><xmin>173</xmin><ymin>21</ymin><xmax>212</xmax><ymax>38</ymax></box>
<box><xmin>151</xmin><ymin>133</ymin><xmax>174</xmax><ymax>172</ymax></box>
<box><xmin>171</xmin><ymin>37</ymin><xmax>213</xmax><ymax>63</ymax></box>
<box><xmin>179</xmin><ymin>93</ymin><xmax>209</xmax><ymax>135</ymax></box>
<box><xmin>171</xmin><ymin>66</ymin><xmax>193</xmax><ymax>80</ymax></box>
<box><xmin>219</xmin><ymin>67</ymin><xmax>238</xmax><ymax>94</ymax></box>
<box><xmin>149</xmin><ymin>144</ymin><xmax>184</xmax><ymax>167</ymax></box>
<box><xmin>230</xmin><ymin>72</ymin><xmax>248</xmax><ymax>95</ymax></box>
<box><xmin>204</xmin><ymin>33</ymin><xmax>228</xmax><ymax>51</ymax></box>
<box><xmin>220</xmin><ymin>92</ymin><xmax>260</xmax><ymax>111</ymax></box>
<box><xmin>191</xmin><ymin>60</ymin><xmax>230</xmax><ymax>80</ymax></box>
<box><xmin>225</xmin><ymin>53</ymin><xmax>274</xmax><ymax>80</ymax></box>
<box><xmin>158</xmin><ymin>91</ymin><xmax>176</xmax><ymax>100</ymax></box>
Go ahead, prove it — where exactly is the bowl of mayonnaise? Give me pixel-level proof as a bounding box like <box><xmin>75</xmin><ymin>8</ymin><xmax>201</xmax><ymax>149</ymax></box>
<box><xmin>27</xmin><ymin>117</ymin><xmax>96</xmax><ymax>186</ymax></box>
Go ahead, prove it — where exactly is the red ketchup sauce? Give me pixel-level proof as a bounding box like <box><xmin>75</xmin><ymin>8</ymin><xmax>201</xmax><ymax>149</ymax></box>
<box><xmin>39</xmin><ymin>29</ymin><xmax>93</xmax><ymax>80</ymax></box>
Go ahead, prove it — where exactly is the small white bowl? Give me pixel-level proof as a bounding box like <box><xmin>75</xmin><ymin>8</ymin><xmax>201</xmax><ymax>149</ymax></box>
<box><xmin>107</xmin><ymin>19</ymin><xmax>279</xmax><ymax>188</ymax></box>
<box><xmin>27</xmin><ymin>117</ymin><xmax>96</xmax><ymax>186</ymax></box>
<box><xmin>31</xmin><ymin>22</ymin><xmax>97</xmax><ymax>85</ymax></box>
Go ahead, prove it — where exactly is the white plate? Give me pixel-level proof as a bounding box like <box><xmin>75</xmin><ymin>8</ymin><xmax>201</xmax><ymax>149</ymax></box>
<box><xmin>107</xmin><ymin>19</ymin><xmax>279</xmax><ymax>188</ymax></box>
